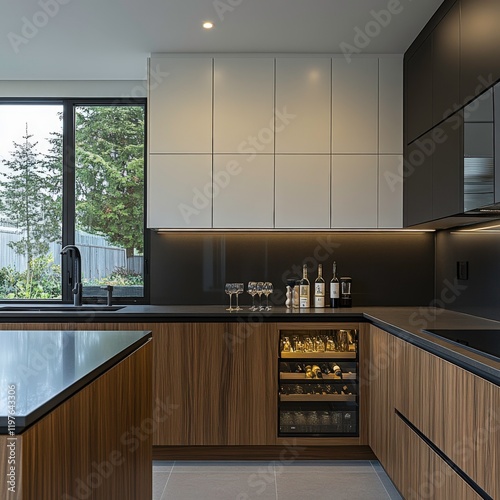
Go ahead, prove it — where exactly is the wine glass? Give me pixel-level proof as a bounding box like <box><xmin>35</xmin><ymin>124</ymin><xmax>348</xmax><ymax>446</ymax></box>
<box><xmin>263</xmin><ymin>281</ymin><xmax>273</xmax><ymax>310</ymax></box>
<box><xmin>256</xmin><ymin>281</ymin><xmax>264</xmax><ymax>310</ymax></box>
<box><xmin>225</xmin><ymin>283</ymin><xmax>235</xmax><ymax>311</ymax></box>
<box><xmin>247</xmin><ymin>281</ymin><xmax>257</xmax><ymax>311</ymax></box>
<box><xmin>234</xmin><ymin>283</ymin><xmax>244</xmax><ymax>311</ymax></box>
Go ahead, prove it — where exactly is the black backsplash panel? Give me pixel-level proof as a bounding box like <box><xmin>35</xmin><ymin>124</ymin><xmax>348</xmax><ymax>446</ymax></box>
<box><xmin>435</xmin><ymin>229</ymin><xmax>500</xmax><ymax>321</ymax></box>
<box><xmin>150</xmin><ymin>231</ymin><xmax>435</xmax><ymax>307</ymax></box>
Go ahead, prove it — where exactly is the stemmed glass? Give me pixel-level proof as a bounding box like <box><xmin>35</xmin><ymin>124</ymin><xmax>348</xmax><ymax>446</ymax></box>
<box><xmin>263</xmin><ymin>282</ymin><xmax>273</xmax><ymax>310</ymax></box>
<box><xmin>247</xmin><ymin>282</ymin><xmax>257</xmax><ymax>311</ymax></box>
<box><xmin>256</xmin><ymin>281</ymin><xmax>264</xmax><ymax>311</ymax></box>
<box><xmin>225</xmin><ymin>283</ymin><xmax>235</xmax><ymax>311</ymax></box>
<box><xmin>234</xmin><ymin>283</ymin><xmax>244</xmax><ymax>311</ymax></box>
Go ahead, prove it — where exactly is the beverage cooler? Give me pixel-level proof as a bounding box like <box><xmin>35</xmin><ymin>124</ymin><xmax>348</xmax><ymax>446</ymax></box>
<box><xmin>278</xmin><ymin>328</ymin><xmax>358</xmax><ymax>437</ymax></box>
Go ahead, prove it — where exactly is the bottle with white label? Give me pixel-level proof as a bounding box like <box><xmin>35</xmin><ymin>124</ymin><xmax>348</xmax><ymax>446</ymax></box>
<box><xmin>330</xmin><ymin>261</ymin><xmax>340</xmax><ymax>308</ymax></box>
<box><xmin>314</xmin><ymin>264</ymin><xmax>325</xmax><ymax>308</ymax></box>
<box><xmin>299</xmin><ymin>264</ymin><xmax>310</xmax><ymax>308</ymax></box>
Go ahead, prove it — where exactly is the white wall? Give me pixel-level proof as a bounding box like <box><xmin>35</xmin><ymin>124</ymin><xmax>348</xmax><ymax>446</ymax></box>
<box><xmin>0</xmin><ymin>80</ymin><xmax>147</xmax><ymax>98</ymax></box>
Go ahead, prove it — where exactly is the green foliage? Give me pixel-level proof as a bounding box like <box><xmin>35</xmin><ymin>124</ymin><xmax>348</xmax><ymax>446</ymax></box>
<box><xmin>0</xmin><ymin>255</ymin><xmax>61</xmax><ymax>299</ymax></box>
<box><xmin>75</xmin><ymin>106</ymin><xmax>145</xmax><ymax>257</ymax></box>
<box><xmin>0</xmin><ymin>126</ymin><xmax>62</xmax><ymax>265</ymax></box>
<box><xmin>83</xmin><ymin>266</ymin><xmax>143</xmax><ymax>287</ymax></box>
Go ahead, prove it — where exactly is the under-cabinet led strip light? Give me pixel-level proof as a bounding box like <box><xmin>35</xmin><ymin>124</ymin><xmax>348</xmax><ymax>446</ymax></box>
<box><xmin>154</xmin><ymin>228</ymin><xmax>435</xmax><ymax>233</ymax></box>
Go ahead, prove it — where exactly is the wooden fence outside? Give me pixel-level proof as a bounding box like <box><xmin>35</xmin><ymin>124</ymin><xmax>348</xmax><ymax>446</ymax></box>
<box><xmin>0</xmin><ymin>227</ymin><xmax>142</xmax><ymax>280</ymax></box>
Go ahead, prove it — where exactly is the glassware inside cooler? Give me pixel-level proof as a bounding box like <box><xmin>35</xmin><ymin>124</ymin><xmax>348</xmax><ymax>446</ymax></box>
<box><xmin>279</xmin><ymin>403</ymin><xmax>358</xmax><ymax>436</ymax></box>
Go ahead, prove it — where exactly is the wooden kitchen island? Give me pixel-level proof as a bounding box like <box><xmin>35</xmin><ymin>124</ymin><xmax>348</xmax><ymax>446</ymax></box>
<box><xmin>0</xmin><ymin>329</ymin><xmax>152</xmax><ymax>500</ymax></box>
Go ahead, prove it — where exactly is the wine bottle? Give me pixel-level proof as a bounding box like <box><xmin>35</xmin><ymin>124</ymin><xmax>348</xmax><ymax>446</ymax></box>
<box><xmin>299</xmin><ymin>264</ymin><xmax>310</xmax><ymax>308</ymax></box>
<box><xmin>305</xmin><ymin>365</ymin><xmax>314</xmax><ymax>378</ymax></box>
<box><xmin>330</xmin><ymin>261</ymin><xmax>340</xmax><ymax>308</ymax></box>
<box><xmin>314</xmin><ymin>264</ymin><xmax>325</xmax><ymax>308</ymax></box>
<box><xmin>293</xmin><ymin>362</ymin><xmax>304</xmax><ymax>373</ymax></box>
<box><xmin>279</xmin><ymin>362</ymin><xmax>290</xmax><ymax>373</ymax></box>
<box><xmin>320</xmin><ymin>362</ymin><xmax>331</xmax><ymax>374</ymax></box>
<box><xmin>332</xmin><ymin>363</ymin><xmax>342</xmax><ymax>377</ymax></box>
<box><xmin>311</xmin><ymin>365</ymin><xmax>323</xmax><ymax>379</ymax></box>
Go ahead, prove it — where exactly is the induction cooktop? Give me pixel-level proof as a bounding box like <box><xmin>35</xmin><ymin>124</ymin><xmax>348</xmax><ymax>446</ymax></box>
<box><xmin>423</xmin><ymin>329</ymin><xmax>500</xmax><ymax>361</ymax></box>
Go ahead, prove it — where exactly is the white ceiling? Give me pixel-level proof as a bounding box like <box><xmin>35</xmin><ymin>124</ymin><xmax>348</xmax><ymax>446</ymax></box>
<box><xmin>0</xmin><ymin>0</ymin><xmax>443</xmax><ymax>81</ymax></box>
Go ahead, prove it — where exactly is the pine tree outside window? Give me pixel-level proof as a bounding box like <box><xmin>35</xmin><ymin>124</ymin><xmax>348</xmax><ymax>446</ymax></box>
<box><xmin>0</xmin><ymin>100</ymin><xmax>147</xmax><ymax>303</ymax></box>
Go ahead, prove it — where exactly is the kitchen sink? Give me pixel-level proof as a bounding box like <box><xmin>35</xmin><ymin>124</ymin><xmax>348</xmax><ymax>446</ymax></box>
<box><xmin>0</xmin><ymin>305</ymin><xmax>124</xmax><ymax>312</ymax></box>
<box><xmin>423</xmin><ymin>329</ymin><xmax>500</xmax><ymax>361</ymax></box>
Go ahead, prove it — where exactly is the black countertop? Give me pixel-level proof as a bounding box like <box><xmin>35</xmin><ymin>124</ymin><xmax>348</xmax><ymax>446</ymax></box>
<box><xmin>0</xmin><ymin>304</ymin><xmax>498</xmax><ymax>385</ymax></box>
<box><xmin>0</xmin><ymin>304</ymin><xmax>366</xmax><ymax>322</ymax></box>
<box><xmin>0</xmin><ymin>329</ymin><xmax>151</xmax><ymax>434</ymax></box>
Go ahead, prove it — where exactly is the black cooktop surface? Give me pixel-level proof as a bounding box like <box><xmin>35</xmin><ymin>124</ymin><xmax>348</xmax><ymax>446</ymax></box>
<box><xmin>424</xmin><ymin>329</ymin><xmax>500</xmax><ymax>361</ymax></box>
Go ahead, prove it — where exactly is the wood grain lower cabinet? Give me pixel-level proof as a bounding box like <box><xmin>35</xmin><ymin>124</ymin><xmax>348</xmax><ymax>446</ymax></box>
<box><xmin>365</xmin><ymin>326</ymin><xmax>397</xmax><ymax>474</ymax></box>
<box><xmin>392</xmin><ymin>414</ymin><xmax>482</xmax><ymax>500</ymax></box>
<box><xmin>396</xmin><ymin>340</ymin><xmax>500</xmax><ymax>499</ymax></box>
<box><xmin>0</xmin><ymin>341</ymin><xmax>152</xmax><ymax>500</ymax></box>
<box><xmin>153</xmin><ymin>322</ymin><xmax>278</xmax><ymax>446</ymax></box>
<box><xmin>367</xmin><ymin>325</ymin><xmax>500</xmax><ymax>498</ymax></box>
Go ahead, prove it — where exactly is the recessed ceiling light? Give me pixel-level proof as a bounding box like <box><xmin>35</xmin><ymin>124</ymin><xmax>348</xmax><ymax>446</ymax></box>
<box><xmin>203</xmin><ymin>21</ymin><xmax>214</xmax><ymax>30</ymax></box>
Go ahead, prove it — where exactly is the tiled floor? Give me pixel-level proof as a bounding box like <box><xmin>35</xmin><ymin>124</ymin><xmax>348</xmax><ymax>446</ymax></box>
<box><xmin>153</xmin><ymin>460</ymin><xmax>403</xmax><ymax>500</ymax></box>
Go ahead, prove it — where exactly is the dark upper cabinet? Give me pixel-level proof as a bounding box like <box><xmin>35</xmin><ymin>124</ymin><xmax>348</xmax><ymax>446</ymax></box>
<box><xmin>405</xmin><ymin>132</ymin><xmax>433</xmax><ymax>226</ymax></box>
<box><xmin>404</xmin><ymin>0</ymin><xmax>500</xmax><ymax>227</ymax></box>
<box><xmin>432</xmin><ymin>1</ymin><xmax>460</xmax><ymax>125</ymax></box>
<box><xmin>495</xmin><ymin>85</ymin><xmax>500</xmax><ymax>202</ymax></box>
<box><xmin>406</xmin><ymin>36</ymin><xmax>433</xmax><ymax>144</ymax></box>
<box><xmin>405</xmin><ymin>112</ymin><xmax>464</xmax><ymax>226</ymax></box>
<box><xmin>460</xmin><ymin>0</ymin><xmax>500</xmax><ymax>105</ymax></box>
<box><xmin>432</xmin><ymin>113</ymin><xmax>463</xmax><ymax>219</ymax></box>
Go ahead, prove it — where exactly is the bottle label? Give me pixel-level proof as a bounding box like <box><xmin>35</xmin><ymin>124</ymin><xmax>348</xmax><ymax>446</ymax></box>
<box><xmin>315</xmin><ymin>283</ymin><xmax>325</xmax><ymax>295</ymax></box>
<box><xmin>314</xmin><ymin>295</ymin><xmax>325</xmax><ymax>308</ymax></box>
<box><xmin>299</xmin><ymin>285</ymin><xmax>310</xmax><ymax>308</ymax></box>
<box><xmin>330</xmin><ymin>283</ymin><xmax>340</xmax><ymax>299</ymax></box>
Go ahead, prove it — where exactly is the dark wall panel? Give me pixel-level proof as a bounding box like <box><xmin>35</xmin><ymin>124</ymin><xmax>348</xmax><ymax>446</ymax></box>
<box><xmin>435</xmin><ymin>229</ymin><xmax>500</xmax><ymax>321</ymax></box>
<box><xmin>149</xmin><ymin>231</ymin><xmax>435</xmax><ymax>307</ymax></box>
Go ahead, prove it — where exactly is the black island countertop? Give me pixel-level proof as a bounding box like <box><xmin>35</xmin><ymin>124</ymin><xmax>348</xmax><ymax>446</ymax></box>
<box><xmin>0</xmin><ymin>329</ymin><xmax>151</xmax><ymax>434</ymax></box>
<box><xmin>0</xmin><ymin>304</ymin><xmax>499</xmax><ymax>385</ymax></box>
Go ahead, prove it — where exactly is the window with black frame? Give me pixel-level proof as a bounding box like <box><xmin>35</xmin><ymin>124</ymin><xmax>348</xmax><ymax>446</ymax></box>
<box><xmin>0</xmin><ymin>99</ymin><xmax>147</xmax><ymax>302</ymax></box>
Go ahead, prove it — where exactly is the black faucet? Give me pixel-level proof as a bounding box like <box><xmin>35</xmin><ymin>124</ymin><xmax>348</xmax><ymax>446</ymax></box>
<box><xmin>60</xmin><ymin>245</ymin><xmax>83</xmax><ymax>306</ymax></box>
<box><xmin>100</xmin><ymin>285</ymin><xmax>114</xmax><ymax>307</ymax></box>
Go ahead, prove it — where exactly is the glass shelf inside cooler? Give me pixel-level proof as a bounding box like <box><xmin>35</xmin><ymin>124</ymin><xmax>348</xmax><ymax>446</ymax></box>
<box><xmin>280</xmin><ymin>394</ymin><xmax>356</xmax><ymax>402</ymax></box>
<box><xmin>279</xmin><ymin>372</ymin><xmax>357</xmax><ymax>380</ymax></box>
<box><xmin>280</xmin><ymin>351</ymin><xmax>357</xmax><ymax>359</ymax></box>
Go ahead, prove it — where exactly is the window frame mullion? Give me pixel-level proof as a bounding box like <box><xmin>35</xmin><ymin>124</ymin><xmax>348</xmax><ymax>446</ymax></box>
<box><xmin>61</xmin><ymin>100</ymin><xmax>76</xmax><ymax>303</ymax></box>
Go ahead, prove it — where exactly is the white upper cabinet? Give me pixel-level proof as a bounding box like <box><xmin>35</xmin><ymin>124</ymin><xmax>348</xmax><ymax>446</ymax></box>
<box><xmin>149</xmin><ymin>57</ymin><xmax>212</xmax><ymax>153</ymax></box>
<box><xmin>379</xmin><ymin>155</ymin><xmax>403</xmax><ymax>228</ymax></box>
<box><xmin>147</xmin><ymin>54</ymin><xmax>404</xmax><ymax>230</ymax></box>
<box><xmin>148</xmin><ymin>155</ymin><xmax>212</xmax><ymax>228</ymax></box>
<box><xmin>275</xmin><ymin>58</ymin><xmax>331</xmax><ymax>154</ymax></box>
<box><xmin>379</xmin><ymin>57</ymin><xmax>403</xmax><ymax>154</ymax></box>
<box><xmin>275</xmin><ymin>155</ymin><xmax>330</xmax><ymax>228</ymax></box>
<box><xmin>213</xmin><ymin>58</ymin><xmax>275</xmax><ymax>154</ymax></box>
<box><xmin>332</xmin><ymin>58</ymin><xmax>378</xmax><ymax>154</ymax></box>
<box><xmin>331</xmin><ymin>155</ymin><xmax>378</xmax><ymax>228</ymax></box>
<box><xmin>212</xmin><ymin>154</ymin><xmax>274</xmax><ymax>228</ymax></box>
